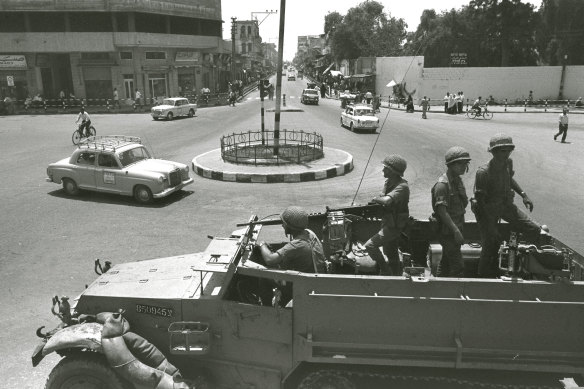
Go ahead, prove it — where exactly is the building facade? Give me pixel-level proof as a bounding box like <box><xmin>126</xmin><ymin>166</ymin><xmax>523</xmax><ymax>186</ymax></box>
<box><xmin>0</xmin><ymin>0</ymin><xmax>231</xmax><ymax>104</ymax></box>
<box><xmin>231</xmin><ymin>20</ymin><xmax>264</xmax><ymax>82</ymax></box>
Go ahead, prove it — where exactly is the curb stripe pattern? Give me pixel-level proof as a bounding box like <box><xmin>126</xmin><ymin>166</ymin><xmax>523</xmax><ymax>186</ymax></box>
<box><xmin>192</xmin><ymin>154</ymin><xmax>354</xmax><ymax>184</ymax></box>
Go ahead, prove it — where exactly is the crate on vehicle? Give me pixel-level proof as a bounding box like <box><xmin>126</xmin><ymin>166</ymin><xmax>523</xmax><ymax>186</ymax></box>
<box><xmin>79</xmin><ymin>135</ymin><xmax>142</xmax><ymax>151</ymax></box>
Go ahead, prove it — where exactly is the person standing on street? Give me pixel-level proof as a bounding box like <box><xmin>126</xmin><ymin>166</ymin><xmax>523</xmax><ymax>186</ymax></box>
<box><xmin>134</xmin><ymin>89</ymin><xmax>142</xmax><ymax>110</ymax></box>
<box><xmin>472</xmin><ymin>133</ymin><xmax>543</xmax><ymax>278</ymax></box>
<box><xmin>444</xmin><ymin>92</ymin><xmax>450</xmax><ymax>113</ymax></box>
<box><xmin>365</xmin><ymin>91</ymin><xmax>373</xmax><ymax>104</ymax></box>
<box><xmin>365</xmin><ymin>155</ymin><xmax>410</xmax><ymax>276</ymax></box>
<box><xmin>431</xmin><ymin>147</ymin><xmax>472</xmax><ymax>277</ymax></box>
<box><xmin>554</xmin><ymin>107</ymin><xmax>569</xmax><ymax>143</ymax></box>
<box><xmin>420</xmin><ymin>96</ymin><xmax>429</xmax><ymax>119</ymax></box>
<box><xmin>113</xmin><ymin>88</ymin><xmax>120</xmax><ymax>109</ymax></box>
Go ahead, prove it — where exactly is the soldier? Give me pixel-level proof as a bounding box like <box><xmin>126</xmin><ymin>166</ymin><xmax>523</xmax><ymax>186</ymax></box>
<box><xmin>256</xmin><ymin>206</ymin><xmax>326</xmax><ymax>306</ymax></box>
<box><xmin>431</xmin><ymin>147</ymin><xmax>471</xmax><ymax>277</ymax></box>
<box><xmin>472</xmin><ymin>134</ymin><xmax>543</xmax><ymax>278</ymax></box>
<box><xmin>365</xmin><ymin>155</ymin><xmax>410</xmax><ymax>276</ymax></box>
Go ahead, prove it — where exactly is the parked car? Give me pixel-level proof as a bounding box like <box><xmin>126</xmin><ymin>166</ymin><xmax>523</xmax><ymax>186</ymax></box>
<box><xmin>151</xmin><ymin>97</ymin><xmax>197</xmax><ymax>121</ymax></box>
<box><xmin>46</xmin><ymin>136</ymin><xmax>193</xmax><ymax>204</ymax></box>
<box><xmin>300</xmin><ymin>89</ymin><xmax>319</xmax><ymax>105</ymax></box>
<box><xmin>340</xmin><ymin>103</ymin><xmax>379</xmax><ymax>133</ymax></box>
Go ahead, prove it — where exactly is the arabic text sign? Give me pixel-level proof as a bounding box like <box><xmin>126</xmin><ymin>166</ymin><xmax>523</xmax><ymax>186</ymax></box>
<box><xmin>0</xmin><ymin>55</ymin><xmax>27</xmax><ymax>69</ymax></box>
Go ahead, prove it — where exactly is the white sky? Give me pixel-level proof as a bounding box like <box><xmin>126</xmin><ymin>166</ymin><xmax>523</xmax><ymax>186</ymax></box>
<box><xmin>221</xmin><ymin>0</ymin><xmax>538</xmax><ymax>61</ymax></box>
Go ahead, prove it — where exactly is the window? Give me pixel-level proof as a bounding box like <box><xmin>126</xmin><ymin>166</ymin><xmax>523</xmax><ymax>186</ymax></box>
<box><xmin>81</xmin><ymin>53</ymin><xmax>110</xmax><ymax>61</ymax></box>
<box><xmin>240</xmin><ymin>26</ymin><xmax>245</xmax><ymax>36</ymax></box>
<box><xmin>136</xmin><ymin>13</ymin><xmax>166</xmax><ymax>33</ymax></box>
<box><xmin>76</xmin><ymin>152</ymin><xmax>95</xmax><ymax>166</ymax></box>
<box><xmin>248</xmin><ymin>43</ymin><xmax>252</xmax><ymax>53</ymax></box>
<box><xmin>98</xmin><ymin>154</ymin><xmax>119</xmax><ymax>168</ymax></box>
<box><xmin>241</xmin><ymin>43</ymin><xmax>246</xmax><ymax>54</ymax></box>
<box><xmin>69</xmin><ymin>12</ymin><xmax>112</xmax><ymax>32</ymax></box>
<box><xmin>120</xmin><ymin>52</ymin><xmax>132</xmax><ymax>60</ymax></box>
<box><xmin>0</xmin><ymin>12</ymin><xmax>25</xmax><ymax>32</ymax></box>
<box><xmin>115</xmin><ymin>13</ymin><xmax>129</xmax><ymax>32</ymax></box>
<box><xmin>146</xmin><ymin>52</ymin><xmax>166</xmax><ymax>60</ymax></box>
<box><xmin>247</xmin><ymin>26</ymin><xmax>251</xmax><ymax>35</ymax></box>
<box><xmin>29</xmin><ymin>12</ymin><xmax>65</xmax><ymax>32</ymax></box>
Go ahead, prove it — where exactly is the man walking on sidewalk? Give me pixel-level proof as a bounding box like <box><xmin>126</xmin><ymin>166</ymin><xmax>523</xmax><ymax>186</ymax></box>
<box><xmin>554</xmin><ymin>107</ymin><xmax>569</xmax><ymax>143</ymax></box>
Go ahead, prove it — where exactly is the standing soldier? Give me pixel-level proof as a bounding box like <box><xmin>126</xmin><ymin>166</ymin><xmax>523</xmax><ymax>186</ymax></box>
<box><xmin>420</xmin><ymin>96</ymin><xmax>429</xmax><ymax>119</ymax></box>
<box><xmin>472</xmin><ymin>134</ymin><xmax>543</xmax><ymax>278</ymax></box>
<box><xmin>431</xmin><ymin>147</ymin><xmax>472</xmax><ymax>277</ymax></box>
<box><xmin>554</xmin><ymin>107</ymin><xmax>569</xmax><ymax>143</ymax></box>
<box><xmin>365</xmin><ymin>155</ymin><xmax>410</xmax><ymax>276</ymax></box>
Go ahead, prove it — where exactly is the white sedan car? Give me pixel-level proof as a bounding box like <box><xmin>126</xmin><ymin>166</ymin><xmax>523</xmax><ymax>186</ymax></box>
<box><xmin>340</xmin><ymin>104</ymin><xmax>379</xmax><ymax>133</ymax></box>
<box><xmin>151</xmin><ymin>97</ymin><xmax>197</xmax><ymax>121</ymax></box>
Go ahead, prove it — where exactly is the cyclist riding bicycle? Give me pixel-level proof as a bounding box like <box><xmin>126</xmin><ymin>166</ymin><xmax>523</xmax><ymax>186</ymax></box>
<box><xmin>75</xmin><ymin>107</ymin><xmax>92</xmax><ymax>137</ymax></box>
<box><xmin>472</xmin><ymin>96</ymin><xmax>483</xmax><ymax>116</ymax></box>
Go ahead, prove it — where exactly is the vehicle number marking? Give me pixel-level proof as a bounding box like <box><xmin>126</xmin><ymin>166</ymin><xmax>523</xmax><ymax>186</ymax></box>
<box><xmin>135</xmin><ymin>304</ymin><xmax>174</xmax><ymax>318</ymax></box>
<box><xmin>103</xmin><ymin>171</ymin><xmax>115</xmax><ymax>184</ymax></box>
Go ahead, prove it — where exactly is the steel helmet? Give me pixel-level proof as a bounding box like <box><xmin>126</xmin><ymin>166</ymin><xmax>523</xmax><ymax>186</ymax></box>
<box><xmin>488</xmin><ymin>133</ymin><xmax>515</xmax><ymax>152</ymax></box>
<box><xmin>382</xmin><ymin>154</ymin><xmax>407</xmax><ymax>176</ymax></box>
<box><xmin>445</xmin><ymin>146</ymin><xmax>471</xmax><ymax>165</ymax></box>
<box><xmin>280</xmin><ymin>206</ymin><xmax>308</xmax><ymax>230</ymax></box>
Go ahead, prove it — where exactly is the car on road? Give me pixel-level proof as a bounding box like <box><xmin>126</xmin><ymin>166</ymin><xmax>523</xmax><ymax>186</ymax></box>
<box><xmin>151</xmin><ymin>97</ymin><xmax>197</xmax><ymax>121</ymax></box>
<box><xmin>46</xmin><ymin>135</ymin><xmax>193</xmax><ymax>204</ymax></box>
<box><xmin>300</xmin><ymin>88</ymin><xmax>319</xmax><ymax>105</ymax></box>
<box><xmin>340</xmin><ymin>103</ymin><xmax>379</xmax><ymax>133</ymax></box>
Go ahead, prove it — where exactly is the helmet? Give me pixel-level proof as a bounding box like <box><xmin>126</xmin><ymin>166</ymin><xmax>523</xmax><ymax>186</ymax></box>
<box><xmin>445</xmin><ymin>146</ymin><xmax>471</xmax><ymax>165</ymax></box>
<box><xmin>280</xmin><ymin>206</ymin><xmax>308</xmax><ymax>230</ymax></box>
<box><xmin>382</xmin><ymin>154</ymin><xmax>407</xmax><ymax>176</ymax></box>
<box><xmin>488</xmin><ymin>133</ymin><xmax>515</xmax><ymax>152</ymax></box>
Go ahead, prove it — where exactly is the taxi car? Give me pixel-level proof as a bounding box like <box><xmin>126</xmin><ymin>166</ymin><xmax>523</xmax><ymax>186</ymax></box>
<box><xmin>340</xmin><ymin>104</ymin><xmax>379</xmax><ymax>133</ymax></box>
<box><xmin>151</xmin><ymin>97</ymin><xmax>197</xmax><ymax>121</ymax></box>
<box><xmin>46</xmin><ymin>136</ymin><xmax>193</xmax><ymax>204</ymax></box>
<box><xmin>300</xmin><ymin>89</ymin><xmax>319</xmax><ymax>105</ymax></box>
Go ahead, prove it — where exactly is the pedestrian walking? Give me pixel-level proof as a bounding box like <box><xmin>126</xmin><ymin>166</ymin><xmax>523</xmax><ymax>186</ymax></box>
<box><xmin>420</xmin><ymin>96</ymin><xmax>429</xmax><ymax>119</ymax></box>
<box><xmin>444</xmin><ymin>92</ymin><xmax>450</xmax><ymax>113</ymax></box>
<box><xmin>471</xmin><ymin>133</ymin><xmax>543</xmax><ymax>278</ymax></box>
<box><xmin>448</xmin><ymin>92</ymin><xmax>456</xmax><ymax>114</ymax></box>
<box><xmin>113</xmin><ymin>88</ymin><xmax>120</xmax><ymax>109</ymax></box>
<box><xmin>365</xmin><ymin>91</ymin><xmax>373</xmax><ymax>105</ymax></box>
<box><xmin>431</xmin><ymin>147</ymin><xmax>472</xmax><ymax>277</ymax></box>
<box><xmin>554</xmin><ymin>107</ymin><xmax>569</xmax><ymax>143</ymax></box>
<box><xmin>457</xmin><ymin>91</ymin><xmax>464</xmax><ymax>113</ymax></box>
<box><xmin>134</xmin><ymin>89</ymin><xmax>142</xmax><ymax>109</ymax></box>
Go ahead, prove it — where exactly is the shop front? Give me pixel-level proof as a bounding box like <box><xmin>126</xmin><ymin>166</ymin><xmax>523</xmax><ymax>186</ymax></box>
<box><xmin>0</xmin><ymin>54</ymin><xmax>31</xmax><ymax>100</ymax></box>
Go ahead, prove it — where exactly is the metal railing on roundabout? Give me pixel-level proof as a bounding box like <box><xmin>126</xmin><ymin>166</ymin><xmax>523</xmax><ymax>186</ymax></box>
<box><xmin>220</xmin><ymin>129</ymin><xmax>324</xmax><ymax>165</ymax></box>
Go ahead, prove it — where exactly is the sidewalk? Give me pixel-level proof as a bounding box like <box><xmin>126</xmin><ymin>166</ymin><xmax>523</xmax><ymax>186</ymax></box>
<box><xmin>191</xmin><ymin>147</ymin><xmax>353</xmax><ymax>184</ymax></box>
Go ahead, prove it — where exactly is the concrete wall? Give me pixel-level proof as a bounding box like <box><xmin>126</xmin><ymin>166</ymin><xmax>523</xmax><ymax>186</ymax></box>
<box><xmin>375</xmin><ymin>56</ymin><xmax>424</xmax><ymax>98</ymax></box>
<box><xmin>373</xmin><ymin>57</ymin><xmax>584</xmax><ymax>103</ymax></box>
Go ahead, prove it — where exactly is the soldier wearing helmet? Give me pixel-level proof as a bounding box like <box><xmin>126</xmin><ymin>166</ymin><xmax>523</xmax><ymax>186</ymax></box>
<box><xmin>431</xmin><ymin>147</ymin><xmax>472</xmax><ymax>277</ymax></box>
<box><xmin>364</xmin><ymin>154</ymin><xmax>410</xmax><ymax>276</ymax></box>
<box><xmin>472</xmin><ymin>133</ymin><xmax>543</xmax><ymax>277</ymax></box>
<box><xmin>256</xmin><ymin>206</ymin><xmax>326</xmax><ymax>306</ymax></box>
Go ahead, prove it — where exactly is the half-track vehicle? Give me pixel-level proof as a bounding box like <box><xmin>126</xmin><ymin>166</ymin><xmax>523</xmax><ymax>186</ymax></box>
<box><xmin>32</xmin><ymin>204</ymin><xmax>584</xmax><ymax>389</ymax></box>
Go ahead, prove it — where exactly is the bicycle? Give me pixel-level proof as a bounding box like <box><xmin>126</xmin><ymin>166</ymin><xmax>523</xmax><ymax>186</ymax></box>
<box><xmin>72</xmin><ymin>123</ymin><xmax>96</xmax><ymax>145</ymax></box>
<box><xmin>466</xmin><ymin>106</ymin><xmax>493</xmax><ymax>120</ymax></box>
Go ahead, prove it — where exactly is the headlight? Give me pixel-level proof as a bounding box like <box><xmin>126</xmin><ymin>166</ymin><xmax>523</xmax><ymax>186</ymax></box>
<box><xmin>158</xmin><ymin>175</ymin><xmax>165</xmax><ymax>183</ymax></box>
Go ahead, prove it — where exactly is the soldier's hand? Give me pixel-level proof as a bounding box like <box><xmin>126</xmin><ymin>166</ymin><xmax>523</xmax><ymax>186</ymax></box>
<box><xmin>522</xmin><ymin>195</ymin><xmax>534</xmax><ymax>212</ymax></box>
<box><xmin>453</xmin><ymin>228</ymin><xmax>465</xmax><ymax>245</ymax></box>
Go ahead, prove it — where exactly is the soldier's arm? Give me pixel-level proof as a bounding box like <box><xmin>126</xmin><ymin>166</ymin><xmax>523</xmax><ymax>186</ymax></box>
<box><xmin>257</xmin><ymin>242</ymin><xmax>282</xmax><ymax>267</ymax></box>
<box><xmin>511</xmin><ymin>178</ymin><xmax>534</xmax><ymax>212</ymax></box>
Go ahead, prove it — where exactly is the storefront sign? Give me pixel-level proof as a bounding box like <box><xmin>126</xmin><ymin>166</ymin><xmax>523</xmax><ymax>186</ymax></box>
<box><xmin>176</xmin><ymin>52</ymin><xmax>200</xmax><ymax>62</ymax></box>
<box><xmin>0</xmin><ymin>55</ymin><xmax>27</xmax><ymax>69</ymax></box>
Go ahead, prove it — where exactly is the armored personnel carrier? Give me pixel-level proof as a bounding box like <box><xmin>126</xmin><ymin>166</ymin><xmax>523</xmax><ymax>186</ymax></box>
<box><xmin>32</xmin><ymin>204</ymin><xmax>584</xmax><ymax>389</ymax></box>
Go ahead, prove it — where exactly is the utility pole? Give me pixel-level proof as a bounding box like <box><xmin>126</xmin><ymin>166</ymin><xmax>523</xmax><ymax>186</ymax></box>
<box><xmin>273</xmin><ymin>0</ymin><xmax>285</xmax><ymax>156</ymax></box>
<box><xmin>230</xmin><ymin>17</ymin><xmax>237</xmax><ymax>82</ymax></box>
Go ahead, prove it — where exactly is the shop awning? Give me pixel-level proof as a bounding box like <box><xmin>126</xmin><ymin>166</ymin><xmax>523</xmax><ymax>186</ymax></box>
<box><xmin>322</xmin><ymin>62</ymin><xmax>335</xmax><ymax>75</ymax></box>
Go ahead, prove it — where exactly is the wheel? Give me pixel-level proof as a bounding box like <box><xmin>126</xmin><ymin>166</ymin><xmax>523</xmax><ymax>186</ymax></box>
<box><xmin>88</xmin><ymin>126</ymin><xmax>96</xmax><ymax>137</ymax></box>
<box><xmin>349</xmin><ymin>122</ymin><xmax>354</xmax><ymax>132</ymax></box>
<box><xmin>188</xmin><ymin>109</ymin><xmax>195</xmax><ymax>117</ymax></box>
<box><xmin>45</xmin><ymin>352</ymin><xmax>132</xmax><ymax>389</ymax></box>
<box><xmin>340</xmin><ymin>118</ymin><xmax>344</xmax><ymax>128</ymax></box>
<box><xmin>466</xmin><ymin>110</ymin><xmax>477</xmax><ymax>119</ymax></box>
<box><xmin>166</xmin><ymin>112</ymin><xmax>173</xmax><ymax>121</ymax></box>
<box><xmin>133</xmin><ymin>185</ymin><xmax>153</xmax><ymax>204</ymax></box>
<box><xmin>153</xmin><ymin>117</ymin><xmax>159</xmax><ymax>121</ymax></box>
<box><xmin>72</xmin><ymin>131</ymin><xmax>81</xmax><ymax>145</ymax></box>
<box><xmin>484</xmin><ymin>111</ymin><xmax>493</xmax><ymax>120</ymax></box>
<box><xmin>62</xmin><ymin>178</ymin><xmax>80</xmax><ymax>196</ymax></box>
<box><xmin>297</xmin><ymin>370</ymin><xmax>356</xmax><ymax>389</ymax></box>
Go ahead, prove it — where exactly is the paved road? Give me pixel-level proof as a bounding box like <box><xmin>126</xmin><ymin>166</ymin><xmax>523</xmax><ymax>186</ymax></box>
<box><xmin>0</xmin><ymin>78</ymin><xmax>582</xmax><ymax>388</ymax></box>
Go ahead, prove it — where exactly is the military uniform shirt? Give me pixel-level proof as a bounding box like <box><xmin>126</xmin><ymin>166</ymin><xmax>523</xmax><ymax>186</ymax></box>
<box><xmin>276</xmin><ymin>229</ymin><xmax>326</xmax><ymax>273</ymax></box>
<box><xmin>380</xmin><ymin>178</ymin><xmax>410</xmax><ymax>229</ymax></box>
<box><xmin>432</xmin><ymin>172</ymin><xmax>468</xmax><ymax>227</ymax></box>
<box><xmin>474</xmin><ymin>159</ymin><xmax>515</xmax><ymax>205</ymax></box>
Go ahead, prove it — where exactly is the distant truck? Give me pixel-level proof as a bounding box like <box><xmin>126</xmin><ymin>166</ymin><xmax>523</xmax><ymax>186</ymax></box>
<box><xmin>32</xmin><ymin>204</ymin><xmax>584</xmax><ymax>388</ymax></box>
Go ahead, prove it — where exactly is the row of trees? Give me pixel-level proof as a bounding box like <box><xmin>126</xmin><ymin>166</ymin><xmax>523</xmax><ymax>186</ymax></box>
<box><xmin>294</xmin><ymin>0</ymin><xmax>584</xmax><ymax>70</ymax></box>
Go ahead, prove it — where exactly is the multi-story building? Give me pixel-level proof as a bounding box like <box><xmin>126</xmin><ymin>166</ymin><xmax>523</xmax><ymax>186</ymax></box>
<box><xmin>232</xmin><ymin>20</ymin><xmax>264</xmax><ymax>81</ymax></box>
<box><xmin>0</xmin><ymin>0</ymin><xmax>231</xmax><ymax>103</ymax></box>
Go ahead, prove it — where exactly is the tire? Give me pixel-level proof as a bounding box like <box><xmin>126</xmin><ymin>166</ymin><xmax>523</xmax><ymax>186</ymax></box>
<box><xmin>188</xmin><ymin>109</ymin><xmax>195</xmax><ymax>118</ymax></box>
<box><xmin>484</xmin><ymin>111</ymin><xmax>493</xmax><ymax>120</ymax></box>
<box><xmin>297</xmin><ymin>370</ymin><xmax>356</xmax><ymax>389</ymax></box>
<box><xmin>340</xmin><ymin>118</ymin><xmax>344</xmax><ymax>128</ymax></box>
<box><xmin>466</xmin><ymin>110</ymin><xmax>476</xmax><ymax>119</ymax></box>
<box><xmin>153</xmin><ymin>117</ymin><xmax>158</xmax><ymax>121</ymax></box>
<box><xmin>62</xmin><ymin>178</ymin><xmax>80</xmax><ymax>196</ymax></box>
<box><xmin>45</xmin><ymin>352</ymin><xmax>132</xmax><ymax>389</ymax></box>
<box><xmin>133</xmin><ymin>185</ymin><xmax>153</xmax><ymax>204</ymax></box>
<box><xmin>349</xmin><ymin>122</ymin><xmax>354</xmax><ymax>132</ymax></box>
<box><xmin>72</xmin><ymin>131</ymin><xmax>81</xmax><ymax>145</ymax></box>
<box><xmin>166</xmin><ymin>112</ymin><xmax>173</xmax><ymax>121</ymax></box>
<box><xmin>88</xmin><ymin>126</ymin><xmax>96</xmax><ymax>137</ymax></box>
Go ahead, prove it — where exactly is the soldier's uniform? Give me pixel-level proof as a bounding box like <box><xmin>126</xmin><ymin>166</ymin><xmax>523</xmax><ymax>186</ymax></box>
<box><xmin>431</xmin><ymin>147</ymin><xmax>470</xmax><ymax>277</ymax></box>
<box><xmin>473</xmin><ymin>134</ymin><xmax>541</xmax><ymax>277</ymax></box>
<box><xmin>365</xmin><ymin>155</ymin><xmax>410</xmax><ymax>276</ymax></box>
